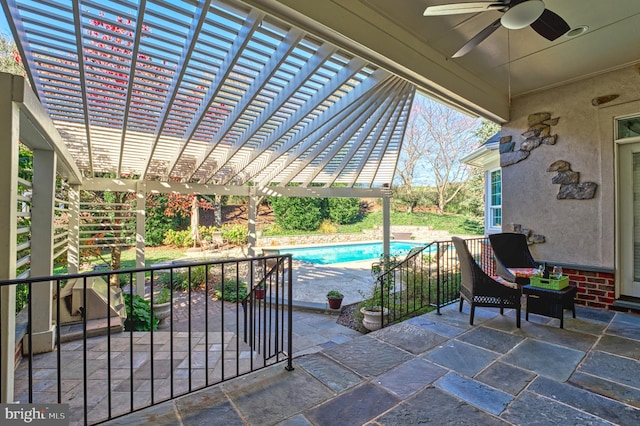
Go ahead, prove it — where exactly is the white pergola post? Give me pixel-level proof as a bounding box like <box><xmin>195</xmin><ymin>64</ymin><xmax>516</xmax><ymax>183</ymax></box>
<box><xmin>247</xmin><ymin>188</ymin><xmax>257</xmax><ymax>257</ymax></box>
<box><xmin>135</xmin><ymin>182</ymin><xmax>146</xmax><ymax>297</ymax></box>
<box><xmin>383</xmin><ymin>192</ymin><xmax>391</xmax><ymax>260</ymax></box>
<box><xmin>67</xmin><ymin>185</ymin><xmax>80</xmax><ymax>274</ymax></box>
<box><xmin>0</xmin><ymin>74</ymin><xmax>19</xmax><ymax>403</ymax></box>
<box><xmin>28</xmin><ymin>148</ymin><xmax>57</xmax><ymax>353</ymax></box>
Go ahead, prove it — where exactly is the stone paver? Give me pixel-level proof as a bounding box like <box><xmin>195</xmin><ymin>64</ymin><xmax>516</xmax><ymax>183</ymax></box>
<box><xmin>24</xmin><ymin>300</ymin><xmax>640</xmax><ymax>426</ymax></box>
<box><xmin>501</xmin><ymin>391</ymin><xmax>611</xmax><ymax>425</ymax></box>
<box><xmin>425</xmin><ymin>340</ymin><xmax>499</xmax><ymax>377</ymax></box>
<box><xmin>304</xmin><ymin>383</ymin><xmax>399</xmax><ymax>425</ymax></box>
<box><xmin>435</xmin><ymin>372</ymin><xmax>513</xmax><ymax>416</ymax></box>
<box><xmin>475</xmin><ymin>362</ymin><xmax>535</xmax><ymax>396</ymax></box>
<box><xmin>501</xmin><ymin>339</ymin><xmax>585</xmax><ymax>381</ymax></box>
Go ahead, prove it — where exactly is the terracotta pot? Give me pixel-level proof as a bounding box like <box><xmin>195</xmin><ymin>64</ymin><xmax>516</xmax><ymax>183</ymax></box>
<box><xmin>254</xmin><ymin>288</ymin><xmax>266</xmax><ymax>299</ymax></box>
<box><xmin>327</xmin><ymin>297</ymin><xmax>343</xmax><ymax>310</ymax></box>
<box><xmin>360</xmin><ymin>307</ymin><xmax>389</xmax><ymax>331</ymax></box>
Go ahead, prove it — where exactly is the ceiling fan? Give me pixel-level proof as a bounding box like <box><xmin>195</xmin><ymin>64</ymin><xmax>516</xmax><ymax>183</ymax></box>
<box><xmin>423</xmin><ymin>0</ymin><xmax>570</xmax><ymax>58</ymax></box>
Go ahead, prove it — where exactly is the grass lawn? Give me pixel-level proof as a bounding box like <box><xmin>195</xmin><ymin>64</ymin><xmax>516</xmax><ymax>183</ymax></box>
<box><xmin>54</xmin><ymin>246</ymin><xmax>185</xmax><ymax>275</ymax></box>
<box><xmin>338</xmin><ymin>211</ymin><xmax>483</xmax><ymax>235</ymax></box>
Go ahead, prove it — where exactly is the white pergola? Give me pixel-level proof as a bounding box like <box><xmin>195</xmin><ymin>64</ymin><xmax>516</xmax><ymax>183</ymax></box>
<box><xmin>1</xmin><ymin>0</ymin><xmax>417</xmax><ymax>400</ymax></box>
<box><xmin>4</xmin><ymin>0</ymin><xmax>413</xmax><ymax>186</ymax></box>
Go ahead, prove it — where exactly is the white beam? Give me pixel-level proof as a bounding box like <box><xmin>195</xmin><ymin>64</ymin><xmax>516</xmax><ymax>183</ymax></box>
<box><xmin>117</xmin><ymin>0</ymin><xmax>149</xmax><ymax>177</ymax></box>
<box><xmin>328</xmin><ymin>82</ymin><xmax>409</xmax><ymax>187</ymax></box>
<box><xmin>207</xmin><ymin>43</ymin><xmax>342</xmax><ymax>183</ymax></box>
<box><xmin>158</xmin><ymin>9</ymin><xmax>264</xmax><ymax>178</ymax></box>
<box><xmin>28</xmin><ymin>148</ymin><xmax>57</xmax><ymax>354</ymax></box>
<box><xmin>272</xmin><ymin>75</ymin><xmax>395</xmax><ymax>186</ymax></box>
<box><xmin>141</xmin><ymin>0</ymin><xmax>219</xmax><ymax>179</ymax></box>
<box><xmin>248</xmin><ymin>187</ymin><xmax>257</xmax><ymax>257</ymax></box>
<box><xmin>136</xmin><ymin>181</ymin><xmax>146</xmax><ymax>297</ymax></box>
<box><xmin>299</xmin><ymin>81</ymin><xmax>403</xmax><ymax>187</ymax></box>
<box><xmin>0</xmin><ymin>73</ymin><xmax>19</xmax><ymax>403</ymax></box>
<box><xmin>246</xmin><ymin>67</ymin><xmax>390</xmax><ymax>187</ymax></box>
<box><xmin>67</xmin><ymin>185</ymin><xmax>80</xmax><ymax>274</ymax></box>
<box><xmin>256</xmin><ymin>186</ymin><xmax>387</xmax><ymax>198</ymax></box>
<box><xmin>186</xmin><ymin>26</ymin><xmax>305</xmax><ymax>181</ymax></box>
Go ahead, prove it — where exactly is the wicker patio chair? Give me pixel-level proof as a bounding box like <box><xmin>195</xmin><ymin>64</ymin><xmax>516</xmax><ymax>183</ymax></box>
<box><xmin>489</xmin><ymin>232</ymin><xmax>541</xmax><ymax>285</ymax></box>
<box><xmin>452</xmin><ymin>237</ymin><xmax>521</xmax><ymax>327</ymax></box>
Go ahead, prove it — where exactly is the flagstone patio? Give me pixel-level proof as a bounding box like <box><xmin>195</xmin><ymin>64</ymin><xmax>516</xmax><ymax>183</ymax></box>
<box><xmin>103</xmin><ymin>303</ymin><xmax>640</xmax><ymax>425</ymax></box>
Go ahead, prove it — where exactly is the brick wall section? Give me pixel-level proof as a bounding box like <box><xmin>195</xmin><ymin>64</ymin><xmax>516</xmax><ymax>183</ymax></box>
<box><xmin>564</xmin><ymin>268</ymin><xmax>640</xmax><ymax>314</ymax></box>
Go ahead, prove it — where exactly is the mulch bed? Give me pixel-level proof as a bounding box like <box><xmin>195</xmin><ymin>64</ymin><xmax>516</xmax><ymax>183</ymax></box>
<box><xmin>336</xmin><ymin>302</ymin><xmax>369</xmax><ymax>333</ymax></box>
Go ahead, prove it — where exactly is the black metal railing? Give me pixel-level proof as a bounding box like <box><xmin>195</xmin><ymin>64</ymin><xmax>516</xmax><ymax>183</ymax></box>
<box><xmin>376</xmin><ymin>237</ymin><xmax>492</xmax><ymax>329</ymax></box>
<box><xmin>0</xmin><ymin>254</ymin><xmax>293</xmax><ymax>425</ymax></box>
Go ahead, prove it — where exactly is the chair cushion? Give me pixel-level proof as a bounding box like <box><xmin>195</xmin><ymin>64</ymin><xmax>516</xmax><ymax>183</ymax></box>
<box><xmin>507</xmin><ymin>267</ymin><xmax>538</xmax><ymax>278</ymax></box>
<box><xmin>492</xmin><ymin>275</ymin><xmax>519</xmax><ymax>289</ymax></box>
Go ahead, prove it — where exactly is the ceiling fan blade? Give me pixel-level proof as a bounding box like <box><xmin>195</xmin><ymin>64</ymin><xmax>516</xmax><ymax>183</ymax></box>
<box><xmin>423</xmin><ymin>2</ymin><xmax>506</xmax><ymax>16</ymax></box>
<box><xmin>530</xmin><ymin>8</ymin><xmax>570</xmax><ymax>41</ymax></box>
<box><xmin>452</xmin><ymin>18</ymin><xmax>501</xmax><ymax>58</ymax></box>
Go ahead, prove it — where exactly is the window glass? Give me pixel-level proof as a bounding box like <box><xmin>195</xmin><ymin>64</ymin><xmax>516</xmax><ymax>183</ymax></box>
<box><xmin>617</xmin><ymin>116</ymin><xmax>640</xmax><ymax>140</ymax></box>
<box><xmin>489</xmin><ymin>169</ymin><xmax>502</xmax><ymax>227</ymax></box>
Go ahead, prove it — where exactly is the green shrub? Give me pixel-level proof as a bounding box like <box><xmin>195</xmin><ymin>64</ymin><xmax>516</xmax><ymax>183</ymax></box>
<box><xmin>270</xmin><ymin>196</ymin><xmax>325</xmax><ymax>231</ymax></box>
<box><xmin>123</xmin><ymin>294</ymin><xmax>158</xmax><ymax>331</ymax></box>
<box><xmin>318</xmin><ymin>219</ymin><xmax>337</xmax><ymax>234</ymax></box>
<box><xmin>221</xmin><ymin>224</ymin><xmax>247</xmax><ymax>245</ymax></box>
<box><xmin>328</xmin><ymin>197</ymin><xmax>361</xmax><ymax>224</ymax></box>
<box><xmin>214</xmin><ymin>279</ymin><xmax>248</xmax><ymax>302</ymax></box>
<box><xmin>163</xmin><ymin>229</ymin><xmax>194</xmax><ymax>247</ymax></box>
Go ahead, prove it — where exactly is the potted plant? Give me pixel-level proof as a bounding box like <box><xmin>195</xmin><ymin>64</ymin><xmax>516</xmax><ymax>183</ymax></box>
<box><xmin>359</xmin><ymin>255</ymin><xmax>396</xmax><ymax>331</ymax></box>
<box><xmin>152</xmin><ymin>287</ymin><xmax>172</xmax><ymax>327</ymax></box>
<box><xmin>326</xmin><ymin>290</ymin><xmax>344</xmax><ymax>310</ymax></box>
<box><xmin>359</xmin><ymin>286</ymin><xmax>389</xmax><ymax>331</ymax></box>
<box><xmin>254</xmin><ymin>283</ymin><xmax>266</xmax><ymax>300</ymax></box>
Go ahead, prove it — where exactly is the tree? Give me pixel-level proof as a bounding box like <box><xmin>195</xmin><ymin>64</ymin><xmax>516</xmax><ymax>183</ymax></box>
<box><xmin>398</xmin><ymin>96</ymin><xmax>482</xmax><ymax>214</ymax></box>
<box><xmin>475</xmin><ymin>119</ymin><xmax>501</xmax><ymax>143</ymax></box>
<box><xmin>0</xmin><ymin>33</ymin><xmax>24</xmax><ymax>75</ymax></box>
<box><xmin>394</xmin><ymin>100</ymin><xmax>429</xmax><ymax>212</ymax></box>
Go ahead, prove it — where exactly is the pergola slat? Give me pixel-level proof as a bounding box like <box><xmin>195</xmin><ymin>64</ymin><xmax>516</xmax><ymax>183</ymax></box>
<box><xmin>6</xmin><ymin>0</ymin><xmax>415</xmax><ymax>189</ymax></box>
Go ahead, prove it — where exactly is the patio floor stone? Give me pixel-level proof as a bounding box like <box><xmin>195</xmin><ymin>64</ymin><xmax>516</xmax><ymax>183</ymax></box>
<box><xmin>569</xmin><ymin>371</ymin><xmax>640</xmax><ymax>409</ymax></box>
<box><xmin>528</xmin><ymin>376</ymin><xmax>640</xmax><ymax>424</ymax></box>
<box><xmin>372</xmin><ymin>322</ymin><xmax>448</xmax><ymax>354</ymax></box>
<box><xmin>424</xmin><ymin>340</ymin><xmax>499</xmax><ymax>377</ymax></box>
<box><xmin>375</xmin><ymin>358</ymin><xmax>447</xmax><ymax>399</ymax></box>
<box><xmin>35</xmin><ymin>303</ymin><xmax>640</xmax><ymax>425</ymax></box>
<box><xmin>577</xmin><ymin>350</ymin><xmax>640</xmax><ymax>389</ymax></box>
<box><xmin>501</xmin><ymin>339</ymin><xmax>585</xmax><ymax>381</ymax></box>
<box><xmin>474</xmin><ymin>362</ymin><xmax>535</xmax><ymax>396</ymax></box>
<box><xmin>501</xmin><ymin>391</ymin><xmax>611</xmax><ymax>425</ymax></box>
<box><xmin>377</xmin><ymin>386</ymin><xmax>508</xmax><ymax>425</ymax></box>
<box><xmin>434</xmin><ymin>372</ymin><xmax>513</xmax><ymax>415</ymax></box>
<box><xmin>456</xmin><ymin>326</ymin><xmax>524</xmax><ymax>354</ymax></box>
<box><xmin>294</xmin><ymin>353</ymin><xmax>363</xmax><ymax>393</ymax></box>
<box><xmin>303</xmin><ymin>383</ymin><xmax>399</xmax><ymax>425</ymax></box>
<box><xmin>594</xmin><ymin>334</ymin><xmax>640</xmax><ymax>359</ymax></box>
<box><xmin>321</xmin><ymin>335</ymin><xmax>414</xmax><ymax>377</ymax></box>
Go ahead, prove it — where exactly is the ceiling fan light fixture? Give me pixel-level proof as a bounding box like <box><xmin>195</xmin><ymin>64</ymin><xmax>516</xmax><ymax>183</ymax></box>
<box><xmin>501</xmin><ymin>0</ymin><xmax>545</xmax><ymax>30</ymax></box>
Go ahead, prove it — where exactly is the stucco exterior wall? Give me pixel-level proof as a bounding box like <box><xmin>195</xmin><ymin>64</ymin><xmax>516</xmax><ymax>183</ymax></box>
<box><xmin>502</xmin><ymin>65</ymin><xmax>640</xmax><ymax>268</ymax></box>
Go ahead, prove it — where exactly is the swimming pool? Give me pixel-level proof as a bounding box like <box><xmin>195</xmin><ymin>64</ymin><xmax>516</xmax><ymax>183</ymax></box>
<box><xmin>279</xmin><ymin>241</ymin><xmax>432</xmax><ymax>265</ymax></box>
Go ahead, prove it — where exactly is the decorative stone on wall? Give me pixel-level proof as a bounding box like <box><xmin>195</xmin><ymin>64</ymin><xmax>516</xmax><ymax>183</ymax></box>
<box><xmin>547</xmin><ymin>160</ymin><xmax>597</xmax><ymax>199</ymax></box>
<box><xmin>501</xmin><ymin>112</ymin><xmax>559</xmax><ymax>167</ymax></box>
<box><xmin>512</xmin><ymin>224</ymin><xmax>545</xmax><ymax>245</ymax></box>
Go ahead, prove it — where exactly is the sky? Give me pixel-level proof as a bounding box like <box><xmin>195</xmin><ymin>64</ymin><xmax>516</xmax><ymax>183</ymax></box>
<box><xmin>0</xmin><ymin>8</ymin><xmax>12</xmax><ymax>41</ymax></box>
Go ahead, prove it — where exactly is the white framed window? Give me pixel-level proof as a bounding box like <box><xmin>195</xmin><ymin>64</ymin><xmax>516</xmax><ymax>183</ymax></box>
<box><xmin>488</xmin><ymin>168</ymin><xmax>502</xmax><ymax>230</ymax></box>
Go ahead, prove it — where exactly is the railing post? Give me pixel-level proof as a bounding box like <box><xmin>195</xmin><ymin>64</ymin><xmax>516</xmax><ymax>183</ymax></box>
<box><xmin>285</xmin><ymin>255</ymin><xmax>294</xmax><ymax>371</ymax></box>
<box><xmin>436</xmin><ymin>242</ymin><xmax>441</xmax><ymax>315</ymax></box>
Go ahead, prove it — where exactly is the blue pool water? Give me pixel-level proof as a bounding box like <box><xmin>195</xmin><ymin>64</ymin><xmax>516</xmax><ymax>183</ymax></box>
<box><xmin>281</xmin><ymin>242</ymin><xmax>432</xmax><ymax>265</ymax></box>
